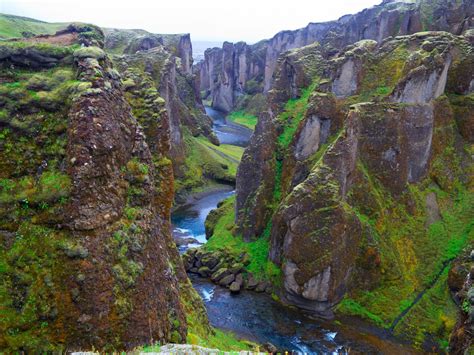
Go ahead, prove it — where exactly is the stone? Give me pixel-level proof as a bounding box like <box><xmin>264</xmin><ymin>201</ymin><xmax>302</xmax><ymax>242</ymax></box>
<box><xmin>235</xmin><ymin>273</ymin><xmax>244</xmax><ymax>286</ymax></box>
<box><xmin>263</xmin><ymin>342</ymin><xmax>278</xmax><ymax>353</ymax></box>
<box><xmin>425</xmin><ymin>192</ymin><xmax>442</xmax><ymax>227</ymax></box>
<box><xmin>448</xmin><ymin>264</ymin><xmax>468</xmax><ymax>292</ymax></box>
<box><xmin>332</xmin><ymin>59</ymin><xmax>358</xmax><ymax>98</ymax></box>
<box><xmin>467</xmin><ymin>288</ymin><xmax>474</xmax><ymax>304</ymax></box>
<box><xmin>198</xmin><ymin>266</ymin><xmax>211</xmax><ymax>278</ymax></box>
<box><xmin>229</xmin><ymin>281</ymin><xmax>241</xmax><ymax>293</ymax></box>
<box><xmin>201</xmin><ymin>252</ymin><xmax>220</xmax><ymax>269</ymax></box>
<box><xmin>244</xmin><ymin>274</ymin><xmax>259</xmax><ymax>290</ymax></box>
<box><xmin>255</xmin><ymin>282</ymin><xmax>268</xmax><ymax>293</ymax></box>
<box><xmin>229</xmin><ymin>262</ymin><xmax>244</xmax><ymax>274</ymax></box>
<box><xmin>219</xmin><ymin>274</ymin><xmax>235</xmax><ymax>287</ymax></box>
<box><xmin>211</xmin><ymin>268</ymin><xmax>231</xmax><ymax>282</ymax></box>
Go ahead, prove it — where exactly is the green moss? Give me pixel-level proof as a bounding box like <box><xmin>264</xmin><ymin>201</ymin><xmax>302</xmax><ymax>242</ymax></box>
<box><xmin>337</xmin><ymin>299</ymin><xmax>385</xmax><ymax>326</ymax></box>
<box><xmin>185</xmin><ymin>328</ymin><xmax>254</xmax><ymax>351</ymax></box>
<box><xmin>204</xmin><ymin>196</ymin><xmax>281</xmax><ymax>284</ymax></box>
<box><xmin>393</xmin><ymin>268</ymin><xmax>458</xmax><ymax>349</ymax></box>
<box><xmin>0</xmin><ymin>41</ymin><xmax>78</xmax><ymax>58</ymax></box>
<box><xmin>346</xmin><ymin>44</ymin><xmax>409</xmax><ymax>104</ymax></box>
<box><xmin>340</xmin><ymin>176</ymin><xmax>473</xmax><ymax>347</ymax></box>
<box><xmin>0</xmin><ymin>223</ymin><xmax>69</xmax><ymax>351</ymax></box>
<box><xmin>0</xmin><ymin>170</ymin><xmax>70</xmax><ymax>205</ymax></box>
<box><xmin>227</xmin><ymin>111</ymin><xmax>258</xmax><ymax>130</ymax></box>
<box><xmin>277</xmin><ymin>82</ymin><xmax>317</xmax><ymax>149</ymax></box>
<box><xmin>73</xmin><ymin>46</ymin><xmax>106</xmax><ymax>60</ymax></box>
<box><xmin>125</xmin><ymin>158</ymin><xmax>150</xmax><ymax>183</ymax></box>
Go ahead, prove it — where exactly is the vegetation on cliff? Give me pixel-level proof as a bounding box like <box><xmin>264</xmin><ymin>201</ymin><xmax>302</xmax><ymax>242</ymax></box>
<box><xmin>227</xmin><ymin>111</ymin><xmax>258</xmax><ymax>130</ymax></box>
<box><xmin>232</xmin><ymin>29</ymin><xmax>474</xmax><ymax>352</ymax></box>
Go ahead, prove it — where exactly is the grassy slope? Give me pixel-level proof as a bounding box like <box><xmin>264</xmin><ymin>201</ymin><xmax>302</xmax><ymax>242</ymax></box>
<box><xmin>197</xmin><ymin>137</ymin><xmax>244</xmax><ymax>162</ymax></box>
<box><xmin>175</xmin><ymin>132</ymin><xmax>243</xmax><ymax>193</ymax></box>
<box><xmin>226</xmin><ymin>111</ymin><xmax>258</xmax><ymax>130</ymax></box>
<box><xmin>204</xmin><ymin>196</ymin><xmax>281</xmax><ymax>284</ymax></box>
<box><xmin>0</xmin><ymin>14</ymin><xmax>67</xmax><ymax>39</ymax></box>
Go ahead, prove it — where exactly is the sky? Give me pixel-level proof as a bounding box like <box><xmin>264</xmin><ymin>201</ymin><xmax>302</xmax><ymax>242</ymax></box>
<box><xmin>1</xmin><ymin>0</ymin><xmax>382</xmax><ymax>43</ymax></box>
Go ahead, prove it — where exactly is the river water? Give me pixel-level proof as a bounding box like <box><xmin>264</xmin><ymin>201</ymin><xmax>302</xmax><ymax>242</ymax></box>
<box><xmin>171</xmin><ymin>107</ymin><xmax>417</xmax><ymax>354</ymax></box>
<box><xmin>205</xmin><ymin>106</ymin><xmax>252</xmax><ymax>147</ymax></box>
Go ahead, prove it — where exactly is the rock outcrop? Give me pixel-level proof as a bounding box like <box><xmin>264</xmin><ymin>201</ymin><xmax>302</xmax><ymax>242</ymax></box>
<box><xmin>195</xmin><ymin>41</ymin><xmax>266</xmax><ymax>112</ymax></box>
<box><xmin>104</xmin><ymin>28</ymin><xmax>193</xmax><ymax>74</ymax></box>
<box><xmin>196</xmin><ymin>0</ymin><xmax>473</xmax><ymax>112</ymax></box>
<box><xmin>103</xmin><ymin>28</ymin><xmax>222</xmax><ymax>193</ymax></box>
<box><xmin>448</xmin><ymin>249</ymin><xmax>474</xmax><ymax>354</ymax></box>
<box><xmin>235</xmin><ymin>29</ymin><xmax>474</xmax><ymax>350</ymax></box>
<box><xmin>0</xmin><ymin>26</ymin><xmax>208</xmax><ymax>352</ymax></box>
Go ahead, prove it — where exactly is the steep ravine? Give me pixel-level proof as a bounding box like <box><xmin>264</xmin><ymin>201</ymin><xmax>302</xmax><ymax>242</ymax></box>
<box><xmin>196</xmin><ymin>0</ymin><xmax>473</xmax><ymax>114</ymax></box>
<box><xmin>231</xmin><ymin>28</ymin><xmax>474</xmax><ymax>352</ymax></box>
<box><xmin>172</xmin><ymin>110</ymin><xmax>420</xmax><ymax>353</ymax></box>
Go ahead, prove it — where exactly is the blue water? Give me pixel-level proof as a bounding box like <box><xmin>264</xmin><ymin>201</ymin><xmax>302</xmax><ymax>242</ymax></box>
<box><xmin>205</xmin><ymin>106</ymin><xmax>253</xmax><ymax>147</ymax></box>
<box><xmin>171</xmin><ymin>187</ymin><xmax>235</xmax><ymax>251</ymax></box>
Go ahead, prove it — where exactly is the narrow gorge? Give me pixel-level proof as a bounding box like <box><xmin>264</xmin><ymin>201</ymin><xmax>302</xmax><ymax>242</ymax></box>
<box><xmin>0</xmin><ymin>0</ymin><xmax>473</xmax><ymax>353</ymax></box>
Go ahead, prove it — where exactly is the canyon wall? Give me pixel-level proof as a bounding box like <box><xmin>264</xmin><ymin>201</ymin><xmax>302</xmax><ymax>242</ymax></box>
<box><xmin>0</xmin><ymin>25</ymin><xmax>209</xmax><ymax>351</ymax></box>
<box><xmin>105</xmin><ymin>28</ymin><xmax>217</xmax><ymax>174</ymax></box>
<box><xmin>235</xmin><ymin>28</ymin><xmax>474</xmax><ymax>350</ymax></box>
<box><xmin>197</xmin><ymin>0</ymin><xmax>474</xmax><ymax>113</ymax></box>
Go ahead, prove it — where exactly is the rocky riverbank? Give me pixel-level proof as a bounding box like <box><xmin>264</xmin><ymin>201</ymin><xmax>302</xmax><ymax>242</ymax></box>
<box><xmin>183</xmin><ymin>248</ymin><xmax>273</xmax><ymax>294</ymax></box>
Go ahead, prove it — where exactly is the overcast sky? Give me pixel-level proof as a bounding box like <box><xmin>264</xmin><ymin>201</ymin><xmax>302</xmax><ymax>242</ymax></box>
<box><xmin>1</xmin><ymin>0</ymin><xmax>382</xmax><ymax>42</ymax></box>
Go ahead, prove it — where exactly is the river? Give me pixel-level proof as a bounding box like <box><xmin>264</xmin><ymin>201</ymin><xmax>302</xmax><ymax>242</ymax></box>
<box><xmin>204</xmin><ymin>106</ymin><xmax>252</xmax><ymax>147</ymax></box>
<box><xmin>171</xmin><ymin>107</ymin><xmax>417</xmax><ymax>354</ymax></box>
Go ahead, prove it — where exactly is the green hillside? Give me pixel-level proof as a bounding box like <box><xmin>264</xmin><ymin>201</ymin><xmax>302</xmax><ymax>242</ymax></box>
<box><xmin>0</xmin><ymin>13</ymin><xmax>67</xmax><ymax>39</ymax></box>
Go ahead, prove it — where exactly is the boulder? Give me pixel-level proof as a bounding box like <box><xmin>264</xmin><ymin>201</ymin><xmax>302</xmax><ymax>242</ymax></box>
<box><xmin>201</xmin><ymin>252</ymin><xmax>220</xmax><ymax>269</ymax></box>
<box><xmin>198</xmin><ymin>266</ymin><xmax>211</xmax><ymax>278</ymax></box>
<box><xmin>244</xmin><ymin>274</ymin><xmax>259</xmax><ymax>290</ymax></box>
<box><xmin>255</xmin><ymin>282</ymin><xmax>268</xmax><ymax>293</ymax></box>
<box><xmin>235</xmin><ymin>273</ymin><xmax>243</xmax><ymax>286</ymax></box>
<box><xmin>229</xmin><ymin>281</ymin><xmax>241</xmax><ymax>293</ymax></box>
<box><xmin>263</xmin><ymin>342</ymin><xmax>278</xmax><ymax>353</ymax></box>
<box><xmin>448</xmin><ymin>264</ymin><xmax>468</xmax><ymax>292</ymax></box>
<box><xmin>229</xmin><ymin>262</ymin><xmax>244</xmax><ymax>274</ymax></box>
<box><xmin>211</xmin><ymin>268</ymin><xmax>231</xmax><ymax>282</ymax></box>
<box><xmin>219</xmin><ymin>274</ymin><xmax>235</xmax><ymax>287</ymax></box>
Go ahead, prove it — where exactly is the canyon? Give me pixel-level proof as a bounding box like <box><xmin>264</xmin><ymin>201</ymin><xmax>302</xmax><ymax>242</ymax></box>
<box><xmin>0</xmin><ymin>0</ymin><xmax>473</xmax><ymax>353</ymax></box>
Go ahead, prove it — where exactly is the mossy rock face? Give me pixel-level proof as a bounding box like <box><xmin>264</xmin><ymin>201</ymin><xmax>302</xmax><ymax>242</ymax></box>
<box><xmin>236</xmin><ymin>30</ymin><xmax>474</xmax><ymax>351</ymax></box>
<box><xmin>0</xmin><ymin>42</ymin><xmax>76</xmax><ymax>68</ymax></box>
<box><xmin>73</xmin><ymin>46</ymin><xmax>106</xmax><ymax>60</ymax></box>
<box><xmin>112</xmin><ymin>45</ymin><xmax>221</xmax><ymax>196</ymax></box>
<box><xmin>0</xmin><ymin>33</ymin><xmax>200</xmax><ymax>351</ymax></box>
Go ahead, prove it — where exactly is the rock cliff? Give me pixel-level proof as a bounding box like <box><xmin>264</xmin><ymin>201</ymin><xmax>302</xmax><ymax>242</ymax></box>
<box><xmin>104</xmin><ymin>28</ymin><xmax>193</xmax><ymax>74</ymax></box>
<box><xmin>0</xmin><ymin>25</ymin><xmax>209</xmax><ymax>351</ymax></box>
<box><xmin>235</xmin><ymin>29</ymin><xmax>474</xmax><ymax>350</ymax></box>
<box><xmin>196</xmin><ymin>0</ymin><xmax>473</xmax><ymax>113</ymax></box>
<box><xmin>104</xmin><ymin>28</ymin><xmax>235</xmax><ymax>197</ymax></box>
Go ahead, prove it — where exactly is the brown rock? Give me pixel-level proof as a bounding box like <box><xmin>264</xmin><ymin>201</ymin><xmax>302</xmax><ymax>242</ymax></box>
<box><xmin>229</xmin><ymin>281</ymin><xmax>241</xmax><ymax>293</ymax></box>
<box><xmin>219</xmin><ymin>274</ymin><xmax>236</xmax><ymax>287</ymax></box>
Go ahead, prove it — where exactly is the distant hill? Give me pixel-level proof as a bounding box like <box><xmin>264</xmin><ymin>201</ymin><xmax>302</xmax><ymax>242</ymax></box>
<box><xmin>0</xmin><ymin>13</ymin><xmax>67</xmax><ymax>39</ymax></box>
